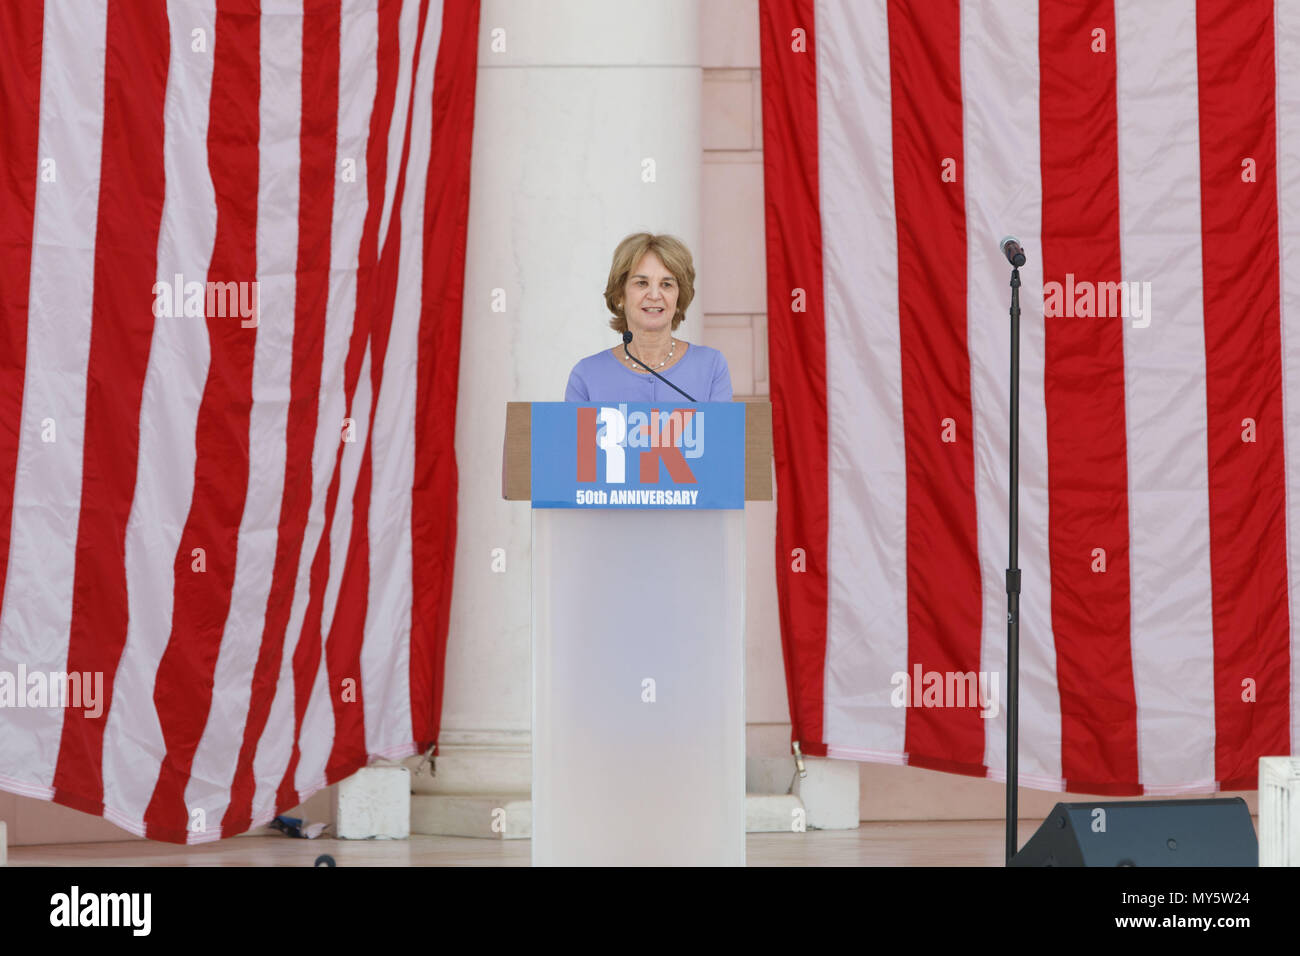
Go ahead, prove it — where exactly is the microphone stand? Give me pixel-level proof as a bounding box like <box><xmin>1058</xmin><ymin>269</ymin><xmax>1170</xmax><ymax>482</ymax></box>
<box><xmin>1005</xmin><ymin>263</ymin><xmax>1021</xmax><ymax>866</ymax></box>
<box><xmin>622</xmin><ymin>331</ymin><xmax>697</xmax><ymax>402</ymax></box>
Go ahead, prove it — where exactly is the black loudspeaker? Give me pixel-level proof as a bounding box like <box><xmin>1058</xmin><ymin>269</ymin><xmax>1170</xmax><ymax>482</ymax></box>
<box><xmin>1010</xmin><ymin>798</ymin><xmax>1257</xmax><ymax>866</ymax></box>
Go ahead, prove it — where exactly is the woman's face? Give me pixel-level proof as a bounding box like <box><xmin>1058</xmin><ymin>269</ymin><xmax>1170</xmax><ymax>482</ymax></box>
<box><xmin>622</xmin><ymin>251</ymin><xmax>679</xmax><ymax>335</ymax></box>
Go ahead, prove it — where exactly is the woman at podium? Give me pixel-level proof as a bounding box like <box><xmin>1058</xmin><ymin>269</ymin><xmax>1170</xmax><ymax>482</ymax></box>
<box><xmin>565</xmin><ymin>232</ymin><xmax>732</xmax><ymax>402</ymax></box>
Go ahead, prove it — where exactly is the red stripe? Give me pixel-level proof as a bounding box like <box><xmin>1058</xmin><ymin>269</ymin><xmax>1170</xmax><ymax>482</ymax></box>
<box><xmin>52</xmin><ymin>0</ymin><xmax>170</xmax><ymax>817</ymax></box>
<box><xmin>276</xmin><ymin>0</ymin><xmax>403</xmax><ymax>809</ymax></box>
<box><xmin>221</xmin><ymin>0</ymin><xmax>340</xmax><ymax>838</ymax></box>
<box><xmin>324</xmin><ymin>0</ymin><xmax>433</xmax><ymax>781</ymax></box>
<box><xmin>638</xmin><ymin>410</ymin><xmax>697</xmax><ymax>482</ymax></box>
<box><xmin>759</xmin><ymin>0</ymin><xmax>829</xmax><ymax>756</ymax></box>
<box><xmin>409</xmin><ymin>0</ymin><xmax>478</xmax><ymax>749</ymax></box>
<box><xmin>0</xmin><ymin>1</ymin><xmax>43</xmax><ymax>617</ymax></box>
<box><xmin>1196</xmin><ymin>0</ymin><xmax>1290</xmax><ymax>790</ymax></box>
<box><xmin>145</xmin><ymin>0</ymin><xmax>261</xmax><ymax>843</ymax></box>
<box><xmin>1039</xmin><ymin>0</ymin><xmax>1138</xmax><ymax>794</ymax></box>
<box><xmin>887</xmin><ymin>0</ymin><xmax>984</xmax><ymax>774</ymax></box>
<box><xmin>576</xmin><ymin>407</ymin><xmax>597</xmax><ymax>480</ymax></box>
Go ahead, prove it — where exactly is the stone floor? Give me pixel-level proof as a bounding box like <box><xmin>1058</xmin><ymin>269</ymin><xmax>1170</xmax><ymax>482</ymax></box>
<box><xmin>6</xmin><ymin>819</ymin><xmax>1041</xmax><ymax>866</ymax></box>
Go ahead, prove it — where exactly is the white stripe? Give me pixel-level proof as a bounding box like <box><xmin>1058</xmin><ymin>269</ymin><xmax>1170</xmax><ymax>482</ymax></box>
<box><xmin>287</xmin><ymin>661</ymin><xmax>332</xmax><ymax>804</ymax></box>
<box><xmin>960</xmin><ymin>0</ymin><xmax>1061</xmax><ymax>788</ymax></box>
<box><xmin>184</xmin><ymin>0</ymin><xmax>303</xmax><ymax>841</ymax></box>
<box><xmin>322</xmin><ymin>344</ymin><xmax>371</xmax><ymax>644</ymax></box>
<box><xmin>816</xmin><ymin>0</ymin><xmax>908</xmax><ymax>760</ymax></box>
<box><xmin>300</xmin><ymin>0</ymin><xmax>422</xmax><ymax>786</ymax></box>
<box><xmin>363</xmin><ymin>0</ymin><xmax>444</xmax><ymax>755</ymax></box>
<box><xmin>1277</xmin><ymin>0</ymin><xmax>1300</xmax><ymax>759</ymax></box>
<box><xmin>1114</xmin><ymin>0</ymin><xmax>1216</xmax><ymax>792</ymax></box>
<box><xmin>0</xmin><ymin>0</ymin><xmax>108</xmax><ymax>797</ymax></box>
<box><xmin>252</xmin><ymin>0</ymin><xmax>378</xmax><ymax>822</ymax></box>
<box><xmin>105</xmin><ymin>0</ymin><xmax>218</xmax><ymax>835</ymax></box>
<box><xmin>298</xmin><ymin>345</ymin><xmax>372</xmax><ymax>792</ymax></box>
<box><xmin>375</xmin><ymin>0</ymin><xmax>420</xmax><ymax>247</ymax></box>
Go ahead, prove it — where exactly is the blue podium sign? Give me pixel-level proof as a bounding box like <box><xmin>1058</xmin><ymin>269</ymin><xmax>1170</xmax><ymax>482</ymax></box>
<box><xmin>530</xmin><ymin>402</ymin><xmax>746</xmax><ymax>509</ymax></box>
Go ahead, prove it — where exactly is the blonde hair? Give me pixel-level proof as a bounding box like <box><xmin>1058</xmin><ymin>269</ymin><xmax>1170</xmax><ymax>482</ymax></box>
<box><xmin>604</xmin><ymin>233</ymin><xmax>696</xmax><ymax>332</ymax></box>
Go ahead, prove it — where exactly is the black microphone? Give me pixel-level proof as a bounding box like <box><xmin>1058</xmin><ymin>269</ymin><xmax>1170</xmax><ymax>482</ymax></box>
<box><xmin>1000</xmin><ymin>236</ymin><xmax>1027</xmax><ymax>267</ymax></box>
<box><xmin>622</xmin><ymin>330</ymin><xmax>697</xmax><ymax>402</ymax></box>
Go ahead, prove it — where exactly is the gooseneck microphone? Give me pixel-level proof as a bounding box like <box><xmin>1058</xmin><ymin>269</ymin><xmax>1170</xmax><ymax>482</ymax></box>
<box><xmin>1000</xmin><ymin>236</ymin><xmax>1027</xmax><ymax>267</ymax></box>
<box><xmin>622</xmin><ymin>330</ymin><xmax>697</xmax><ymax>402</ymax></box>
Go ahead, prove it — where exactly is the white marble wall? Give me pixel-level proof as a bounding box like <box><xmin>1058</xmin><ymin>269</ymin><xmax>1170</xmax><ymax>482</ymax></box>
<box><xmin>442</xmin><ymin>0</ymin><xmax>703</xmax><ymax>751</ymax></box>
<box><xmin>697</xmin><ymin>1</ymin><xmax>789</xmax><ymax>764</ymax></box>
<box><xmin>434</xmin><ymin>0</ymin><xmax>801</xmax><ymax>802</ymax></box>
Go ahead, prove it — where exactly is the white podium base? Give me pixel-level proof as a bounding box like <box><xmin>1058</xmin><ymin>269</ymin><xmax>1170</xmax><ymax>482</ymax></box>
<box><xmin>531</xmin><ymin>508</ymin><xmax>746</xmax><ymax>866</ymax></box>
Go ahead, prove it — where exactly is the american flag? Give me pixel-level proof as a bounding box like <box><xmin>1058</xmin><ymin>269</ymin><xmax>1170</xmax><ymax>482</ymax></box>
<box><xmin>762</xmin><ymin>0</ymin><xmax>1297</xmax><ymax>793</ymax></box>
<box><xmin>0</xmin><ymin>0</ymin><xmax>475</xmax><ymax>842</ymax></box>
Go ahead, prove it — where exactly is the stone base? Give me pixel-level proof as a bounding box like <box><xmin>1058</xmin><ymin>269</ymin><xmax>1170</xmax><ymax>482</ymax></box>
<box><xmin>745</xmin><ymin>793</ymin><xmax>806</xmax><ymax>832</ymax></box>
<box><xmin>405</xmin><ymin>734</ymin><xmax>859</xmax><ymax>838</ymax></box>
<box><xmin>748</xmin><ymin>755</ymin><xmax>860</xmax><ymax>829</ymax></box>
<box><xmin>411</xmin><ymin>794</ymin><xmax>531</xmax><ymax>839</ymax></box>
<box><xmin>334</xmin><ymin>766</ymin><xmax>410</xmax><ymax>840</ymax></box>
<box><xmin>1259</xmin><ymin>756</ymin><xmax>1300</xmax><ymax>866</ymax></box>
<box><xmin>410</xmin><ymin>792</ymin><xmax>811</xmax><ymax>839</ymax></box>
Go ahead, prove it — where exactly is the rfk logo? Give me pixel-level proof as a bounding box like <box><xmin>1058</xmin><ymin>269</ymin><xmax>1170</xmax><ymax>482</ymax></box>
<box><xmin>576</xmin><ymin>406</ymin><xmax>699</xmax><ymax>485</ymax></box>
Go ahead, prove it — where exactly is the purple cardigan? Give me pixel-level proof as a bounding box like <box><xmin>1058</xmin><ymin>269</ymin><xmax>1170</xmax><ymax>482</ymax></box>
<box><xmin>564</xmin><ymin>343</ymin><xmax>733</xmax><ymax>403</ymax></box>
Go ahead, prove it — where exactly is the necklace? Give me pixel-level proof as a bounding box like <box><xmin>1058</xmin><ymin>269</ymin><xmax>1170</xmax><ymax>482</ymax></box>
<box><xmin>624</xmin><ymin>337</ymin><xmax>675</xmax><ymax>370</ymax></box>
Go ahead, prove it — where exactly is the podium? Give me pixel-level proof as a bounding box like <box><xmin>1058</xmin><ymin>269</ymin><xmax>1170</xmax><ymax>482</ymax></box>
<box><xmin>503</xmin><ymin>400</ymin><xmax>772</xmax><ymax>866</ymax></box>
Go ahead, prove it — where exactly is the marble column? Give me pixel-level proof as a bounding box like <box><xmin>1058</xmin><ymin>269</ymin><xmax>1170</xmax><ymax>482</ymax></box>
<box><xmin>420</xmin><ymin>0</ymin><xmax>703</xmax><ymax>798</ymax></box>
